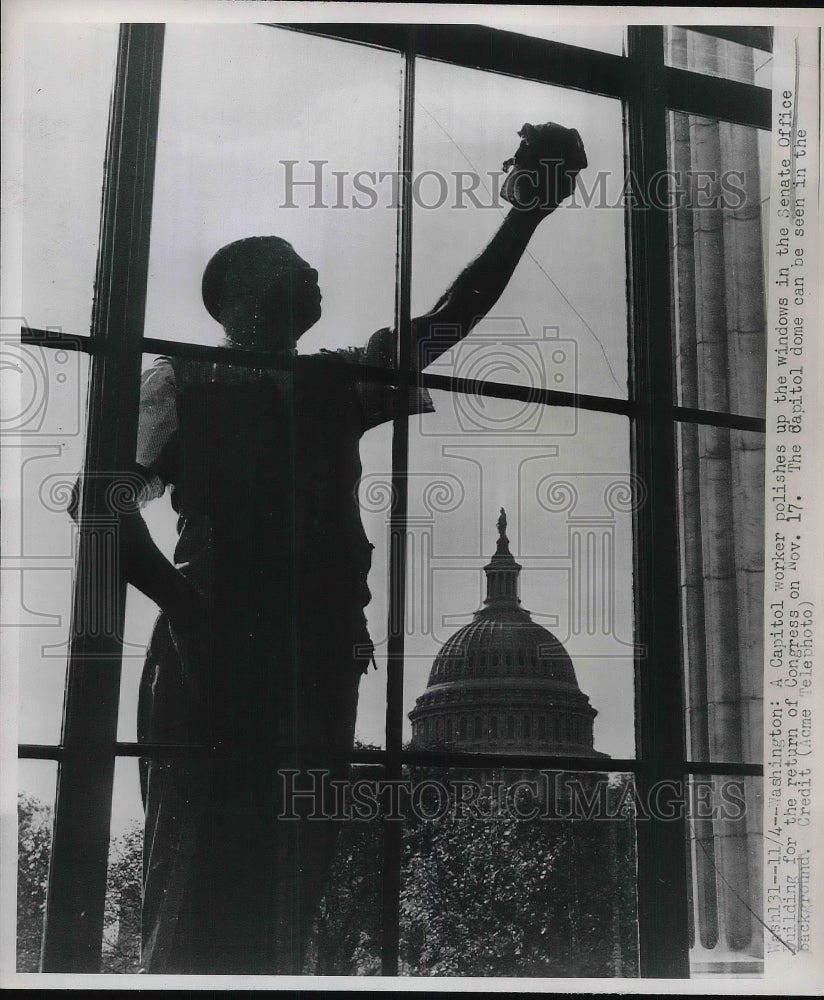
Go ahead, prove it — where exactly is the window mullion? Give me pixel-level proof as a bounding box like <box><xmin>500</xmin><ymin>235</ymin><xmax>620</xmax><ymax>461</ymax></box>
<box><xmin>626</xmin><ymin>25</ymin><xmax>691</xmax><ymax>979</ymax></box>
<box><xmin>380</xmin><ymin>31</ymin><xmax>416</xmax><ymax>978</ymax></box>
<box><xmin>40</xmin><ymin>23</ymin><xmax>164</xmax><ymax>973</ymax></box>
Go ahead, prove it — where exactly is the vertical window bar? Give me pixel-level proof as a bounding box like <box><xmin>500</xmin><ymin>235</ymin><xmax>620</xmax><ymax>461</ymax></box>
<box><xmin>40</xmin><ymin>24</ymin><xmax>164</xmax><ymax>972</ymax></box>
<box><xmin>626</xmin><ymin>25</ymin><xmax>691</xmax><ymax>978</ymax></box>
<box><xmin>381</xmin><ymin>31</ymin><xmax>416</xmax><ymax>977</ymax></box>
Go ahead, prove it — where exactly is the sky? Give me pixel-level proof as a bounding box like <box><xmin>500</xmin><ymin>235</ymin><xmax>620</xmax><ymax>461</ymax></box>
<box><xmin>16</xmin><ymin>21</ymin><xmax>681</xmax><ymax>831</ymax></box>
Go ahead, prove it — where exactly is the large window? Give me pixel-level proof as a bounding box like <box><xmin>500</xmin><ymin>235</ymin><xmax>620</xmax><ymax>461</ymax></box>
<box><xmin>17</xmin><ymin>22</ymin><xmax>770</xmax><ymax>978</ymax></box>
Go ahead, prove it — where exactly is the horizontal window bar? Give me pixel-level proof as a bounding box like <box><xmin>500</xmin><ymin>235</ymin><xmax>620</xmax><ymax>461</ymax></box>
<box><xmin>683</xmin><ymin>761</ymin><xmax>763</xmax><ymax>777</ymax></box>
<box><xmin>276</xmin><ymin>23</ymin><xmax>771</xmax><ymax>130</ymax></box>
<box><xmin>22</xmin><ymin>327</ymin><xmax>767</xmax><ymax>428</ymax></box>
<box><xmin>662</xmin><ymin>65</ymin><xmax>771</xmax><ymax>129</ymax></box>
<box><xmin>274</xmin><ymin>22</ymin><xmax>630</xmax><ymax>100</ymax></box>
<box><xmin>20</xmin><ymin>327</ymin><xmax>93</xmax><ymax>353</ymax></box>
<box><xmin>18</xmin><ymin>742</ymin><xmax>763</xmax><ymax>776</ymax></box>
<box><xmin>672</xmin><ymin>405</ymin><xmax>766</xmax><ymax>433</ymax></box>
<box><xmin>18</xmin><ymin>744</ymin><xmax>65</xmax><ymax>761</ymax></box>
<box><xmin>16</xmin><ymin>742</ymin><xmax>378</xmax><ymax>765</ymax></box>
<box><xmin>20</xmin><ymin>325</ymin><xmax>422</xmax><ymax>384</ymax></box>
<box><xmin>22</xmin><ymin>325</ymin><xmax>633</xmax><ymax>415</ymax></box>
<box><xmin>418</xmin><ymin>371</ymin><xmax>633</xmax><ymax>415</ymax></box>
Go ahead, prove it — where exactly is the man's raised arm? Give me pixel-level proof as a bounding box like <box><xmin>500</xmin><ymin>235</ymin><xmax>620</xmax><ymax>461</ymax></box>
<box><xmin>409</xmin><ymin>122</ymin><xmax>587</xmax><ymax>369</ymax></box>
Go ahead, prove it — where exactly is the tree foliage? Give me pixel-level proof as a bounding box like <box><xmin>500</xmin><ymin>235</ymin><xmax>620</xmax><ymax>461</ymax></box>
<box><xmin>17</xmin><ymin>794</ymin><xmax>52</xmax><ymax>972</ymax></box>
<box><xmin>399</xmin><ymin>809</ymin><xmax>637</xmax><ymax>976</ymax></box>
<box><xmin>312</xmin><ymin>771</ymin><xmax>639</xmax><ymax>977</ymax></box>
<box><xmin>16</xmin><ymin>794</ymin><xmax>143</xmax><ymax>974</ymax></box>
<box><xmin>18</xmin><ymin>772</ymin><xmax>639</xmax><ymax>978</ymax></box>
<box><xmin>311</xmin><ymin>813</ymin><xmax>384</xmax><ymax>975</ymax></box>
<box><xmin>101</xmin><ymin>824</ymin><xmax>143</xmax><ymax>974</ymax></box>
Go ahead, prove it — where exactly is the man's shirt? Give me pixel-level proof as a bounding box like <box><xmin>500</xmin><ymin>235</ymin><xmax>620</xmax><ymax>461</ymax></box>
<box><xmin>135</xmin><ymin>326</ymin><xmax>434</xmax><ymax>616</ymax></box>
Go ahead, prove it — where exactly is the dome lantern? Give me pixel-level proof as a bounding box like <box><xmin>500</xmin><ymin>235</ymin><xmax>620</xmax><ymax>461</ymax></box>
<box><xmin>483</xmin><ymin>508</ymin><xmax>522</xmax><ymax>607</ymax></box>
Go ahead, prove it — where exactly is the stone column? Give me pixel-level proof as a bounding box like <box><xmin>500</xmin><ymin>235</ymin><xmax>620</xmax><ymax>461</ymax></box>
<box><xmin>670</xmin><ymin>26</ymin><xmax>765</xmax><ymax>971</ymax></box>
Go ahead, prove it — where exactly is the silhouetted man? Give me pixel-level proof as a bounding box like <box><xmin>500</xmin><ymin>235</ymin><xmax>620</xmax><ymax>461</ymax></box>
<box><xmin>115</xmin><ymin>122</ymin><xmax>587</xmax><ymax>973</ymax></box>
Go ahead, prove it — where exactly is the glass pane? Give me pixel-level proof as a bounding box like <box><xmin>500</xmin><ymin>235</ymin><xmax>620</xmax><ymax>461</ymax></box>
<box><xmin>666</xmin><ymin>27</ymin><xmax>773</xmax><ymax>88</ymax></box>
<box><xmin>17</xmin><ymin>760</ymin><xmax>57</xmax><ymax>972</ymax></box>
<box><xmin>103</xmin><ymin>758</ymin><xmax>144</xmax><ymax>973</ymax></box>
<box><xmin>145</xmin><ymin>25</ymin><xmax>401</xmax><ymax>349</ymax></box>
<box><xmin>306</xmin><ymin>764</ymin><xmax>384</xmax><ymax>975</ymax></box>
<box><xmin>119</xmin><ymin>360</ymin><xmax>181</xmax><ymax>744</ymax></box>
<box><xmin>14</xmin><ymin>351</ymin><xmax>90</xmax><ymax>745</ymax></box>
<box><xmin>413</xmin><ymin>59</ymin><xmax>628</xmax><ymax>400</ymax></box>
<box><xmin>677</xmin><ymin>424</ymin><xmax>764</xmax><ymax>765</ymax></box>
<box><xmin>475</xmin><ymin>21</ymin><xmax>626</xmax><ymax>55</ymax></box>
<box><xmin>23</xmin><ymin>25</ymin><xmax>118</xmax><ymax>335</ymax></box>
<box><xmin>668</xmin><ymin>112</ymin><xmax>770</xmax><ymax>418</ymax></box>
<box><xmin>357</xmin><ymin>421</ymin><xmax>393</xmax><ymax>750</ymax></box>
<box><xmin>399</xmin><ymin>765</ymin><xmax>638</xmax><ymax>975</ymax></box>
<box><xmin>401</xmin><ymin>397</ymin><xmax>636</xmax><ymax>760</ymax></box>
<box><xmin>117</xmin><ymin>563</ymin><xmax>176</xmax><ymax>745</ymax></box>
<box><xmin>687</xmin><ymin>774</ymin><xmax>763</xmax><ymax>976</ymax></box>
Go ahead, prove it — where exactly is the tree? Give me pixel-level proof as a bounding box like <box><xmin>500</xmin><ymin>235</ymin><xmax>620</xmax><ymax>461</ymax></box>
<box><xmin>397</xmin><ymin>777</ymin><xmax>638</xmax><ymax>977</ymax></box>
<box><xmin>311</xmin><ymin>811</ymin><xmax>384</xmax><ymax>975</ymax></box>
<box><xmin>17</xmin><ymin>794</ymin><xmax>52</xmax><ymax>972</ymax></box>
<box><xmin>19</xmin><ymin>771</ymin><xmax>639</xmax><ymax>977</ymax></box>
<box><xmin>310</xmin><ymin>770</ymin><xmax>639</xmax><ymax>977</ymax></box>
<box><xmin>101</xmin><ymin>823</ymin><xmax>143</xmax><ymax>973</ymax></box>
<box><xmin>17</xmin><ymin>794</ymin><xmax>143</xmax><ymax>974</ymax></box>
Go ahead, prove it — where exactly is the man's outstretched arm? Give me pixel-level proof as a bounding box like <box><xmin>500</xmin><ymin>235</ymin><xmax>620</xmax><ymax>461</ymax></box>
<box><xmin>409</xmin><ymin>207</ymin><xmax>547</xmax><ymax>368</ymax></box>
<box><xmin>409</xmin><ymin>121</ymin><xmax>586</xmax><ymax>368</ymax></box>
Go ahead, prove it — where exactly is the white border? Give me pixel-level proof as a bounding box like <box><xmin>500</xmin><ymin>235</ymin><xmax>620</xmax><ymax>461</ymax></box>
<box><xmin>2</xmin><ymin>3</ymin><xmax>823</xmax><ymax>993</ymax></box>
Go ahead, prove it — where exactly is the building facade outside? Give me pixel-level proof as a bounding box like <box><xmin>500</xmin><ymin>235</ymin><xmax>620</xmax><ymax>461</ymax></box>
<box><xmin>410</xmin><ymin>510</ymin><xmax>608</xmax><ymax>760</ymax></box>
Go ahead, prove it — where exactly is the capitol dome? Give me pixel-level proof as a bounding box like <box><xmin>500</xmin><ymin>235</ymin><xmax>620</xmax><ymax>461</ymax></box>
<box><xmin>409</xmin><ymin>510</ymin><xmax>607</xmax><ymax>757</ymax></box>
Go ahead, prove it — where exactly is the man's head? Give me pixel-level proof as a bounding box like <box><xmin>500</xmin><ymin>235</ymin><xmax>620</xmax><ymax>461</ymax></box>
<box><xmin>202</xmin><ymin>236</ymin><xmax>322</xmax><ymax>350</ymax></box>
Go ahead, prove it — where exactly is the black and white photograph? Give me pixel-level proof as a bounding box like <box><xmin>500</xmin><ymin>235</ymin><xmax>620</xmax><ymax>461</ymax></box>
<box><xmin>2</xmin><ymin>3</ymin><xmax>822</xmax><ymax>991</ymax></box>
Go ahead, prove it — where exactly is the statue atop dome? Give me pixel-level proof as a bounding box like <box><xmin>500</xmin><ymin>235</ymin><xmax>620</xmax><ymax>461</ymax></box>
<box><xmin>496</xmin><ymin>507</ymin><xmax>511</xmax><ymax>556</ymax></box>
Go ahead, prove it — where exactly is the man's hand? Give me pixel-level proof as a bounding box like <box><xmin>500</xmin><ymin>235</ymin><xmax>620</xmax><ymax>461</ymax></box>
<box><xmin>501</xmin><ymin>122</ymin><xmax>587</xmax><ymax>213</ymax></box>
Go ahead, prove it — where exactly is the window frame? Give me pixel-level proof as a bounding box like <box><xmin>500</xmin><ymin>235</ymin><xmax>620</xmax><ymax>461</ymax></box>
<box><xmin>19</xmin><ymin>21</ymin><xmax>769</xmax><ymax>977</ymax></box>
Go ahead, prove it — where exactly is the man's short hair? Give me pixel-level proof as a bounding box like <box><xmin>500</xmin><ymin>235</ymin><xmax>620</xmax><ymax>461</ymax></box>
<box><xmin>201</xmin><ymin>236</ymin><xmax>294</xmax><ymax>322</ymax></box>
